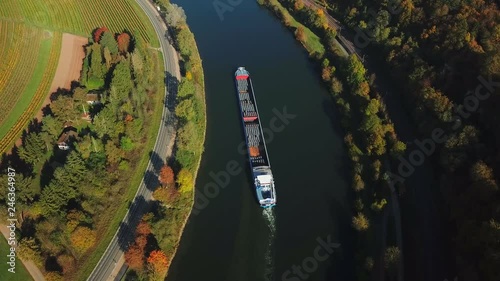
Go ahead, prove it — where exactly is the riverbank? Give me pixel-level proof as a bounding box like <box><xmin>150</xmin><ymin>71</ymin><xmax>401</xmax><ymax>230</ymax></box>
<box><xmin>258</xmin><ymin>0</ymin><xmax>406</xmax><ymax>279</ymax></box>
<box><xmin>164</xmin><ymin>14</ymin><xmax>207</xmax><ymax>278</ymax></box>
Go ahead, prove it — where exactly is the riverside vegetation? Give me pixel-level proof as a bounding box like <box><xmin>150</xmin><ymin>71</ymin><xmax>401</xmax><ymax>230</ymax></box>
<box><xmin>123</xmin><ymin>2</ymin><xmax>206</xmax><ymax>281</ymax></box>
<box><xmin>262</xmin><ymin>0</ymin><xmax>500</xmax><ymax>280</ymax></box>
<box><xmin>321</xmin><ymin>0</ymin><xmax>500</xmax><ymax>280</ymax></box>
<box><xmin>258</xmin><ymin>0</ymin><xmax>407</xmax><ymax>279</ymax></box>
<box><xmin>0</xmin><ymin>28</ymin><xmax>165</xmax><ymax>281</ymax></box>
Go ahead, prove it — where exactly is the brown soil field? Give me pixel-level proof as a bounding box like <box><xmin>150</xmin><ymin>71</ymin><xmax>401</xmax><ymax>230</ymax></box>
<box><xmin>10</xmin><ymin>33</ymin><xmax>87</xmax><ymax>151</ymax></box>
<box><xmin>35</xmin><ymin>33</ymin><xmax>87</xmax><ymax>121</ymax></box>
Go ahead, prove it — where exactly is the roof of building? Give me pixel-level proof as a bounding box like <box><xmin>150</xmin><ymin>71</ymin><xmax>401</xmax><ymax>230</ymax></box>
<box><xmin>86</xmin><ymin>93</ymin><xmax>99</xmax><ymax>101</ymax></box>
<box><xmin>57</xmin><ymin>129</ymin><xmax>78</xmax><ymax>144</ymax></box>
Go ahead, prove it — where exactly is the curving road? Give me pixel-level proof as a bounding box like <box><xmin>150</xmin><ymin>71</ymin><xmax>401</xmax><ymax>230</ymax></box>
<box><xmin>87</xmin><ymin>0</ymin><xmax>180</xmax><ymax>280</ymax></box>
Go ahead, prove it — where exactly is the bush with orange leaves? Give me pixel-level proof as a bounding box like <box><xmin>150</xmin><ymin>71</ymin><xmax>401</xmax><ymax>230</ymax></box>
<box><xmin>147</xmin><ymin>250</ymin><xmax>169</xmax><ymax>280</ymax></box>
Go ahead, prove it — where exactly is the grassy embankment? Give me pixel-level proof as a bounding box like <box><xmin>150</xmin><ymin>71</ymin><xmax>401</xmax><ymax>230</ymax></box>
<box><xmin>0</xmin><ymin>236</ymin><xmax>33</xmax><ymax>281</ymax></box>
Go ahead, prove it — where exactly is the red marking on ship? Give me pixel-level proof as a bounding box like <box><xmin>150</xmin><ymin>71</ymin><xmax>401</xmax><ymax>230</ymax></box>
<box><xmin>236</xmin><ymin>75</ymin><xmax>249</xmax><ymax>80</ymax></box>
<box><xmin>244</xmin><ymin>116</ymin><xmax>258</xmax><ymax>122</ymax></box>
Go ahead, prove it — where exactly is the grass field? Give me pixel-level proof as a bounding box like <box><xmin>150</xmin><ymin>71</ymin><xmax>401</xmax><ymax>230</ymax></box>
<box><xmin>264</xmin><ymin>0</ymin><xmax>325</xmax><ymax>56</ymax></box>
<box><xmin>0</xmin><ymin>236</ymin><xmax>33</xmax><ymax>281</ymax></box>
<box><xmin>0</xmin><ymin>0</ymin><xmax>160</xmax><ymax>154</ymax></box>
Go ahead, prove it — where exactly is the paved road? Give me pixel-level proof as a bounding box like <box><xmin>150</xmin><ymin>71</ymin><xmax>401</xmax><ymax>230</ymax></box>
<box><xmin>87</xmin><ymin>1</ymin><xmax>180</xmax><ymax>280</ymax></box>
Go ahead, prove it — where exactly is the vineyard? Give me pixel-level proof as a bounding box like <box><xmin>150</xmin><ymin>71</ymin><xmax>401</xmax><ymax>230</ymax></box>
<box><xmin>0</xmin><ymin>21</ymin><xmax>62</xmax><ymax>154</ymax></box>
<box><xmin>0</xmin><ymin>0</ymin><xmax>160</xmax><ymax>154</ymax></box>
<box><xmin>0</xmin><ymin>0</ymin><xmax>159</xmax><ymax>46</ymax></box>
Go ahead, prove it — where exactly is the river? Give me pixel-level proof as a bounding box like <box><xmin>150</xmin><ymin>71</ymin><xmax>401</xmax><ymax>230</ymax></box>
<box><xmin>166</xmin><ymin>1</ymin><xmax>354</xmax><ymax>280</ymax></box>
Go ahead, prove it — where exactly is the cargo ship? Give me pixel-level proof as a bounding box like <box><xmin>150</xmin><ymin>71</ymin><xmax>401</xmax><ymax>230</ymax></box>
<box><xmin>235</xmin><ymin>67</ymin><xmax>277</xmax><ymax>208</ymax></box>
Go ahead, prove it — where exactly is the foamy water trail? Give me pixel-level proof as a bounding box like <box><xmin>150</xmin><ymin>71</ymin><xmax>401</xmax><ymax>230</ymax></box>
<box><xmin>263</xmin><ymin>208</ymin><xmax>276</xmax><ymax>281</ymax></box>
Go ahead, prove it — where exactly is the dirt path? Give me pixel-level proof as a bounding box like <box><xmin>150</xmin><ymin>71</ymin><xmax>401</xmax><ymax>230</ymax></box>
<box><xmin>34</xmin><ymin>33</ymin><xmax>87</xmax><ymax>122</ymax></box>
<box><xmin>8</xmin><ymin>33</ymin><xmax>87</xmax><ymax>152</ymax></box>
<box><xmin>0</xmin><ymin>225</ymin><xmax>45</xmax><ymax>281</ymax></box>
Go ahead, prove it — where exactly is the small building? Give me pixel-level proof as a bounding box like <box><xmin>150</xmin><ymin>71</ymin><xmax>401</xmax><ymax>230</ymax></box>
<box><xmin>86</xmin><ymin>93</ymin><xmax>101</xmax><ymax>105</ymax></box>
<box><xmin>81</xmin><ymin>112</ymin><xmax>92</xmax><ymax>122</ymax></box>
<box><xmin>57</xmin><ymin>127</ymin><xmax>78</xmax><ymax>150</ymax></box>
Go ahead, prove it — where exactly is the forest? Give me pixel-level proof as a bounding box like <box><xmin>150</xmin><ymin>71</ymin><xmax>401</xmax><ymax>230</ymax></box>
<box><xmin>325</xmin><ymin>0</ymin><xmax>500</xmax><ymax>279</ymax></box>
<box><xmin>0</xmin><ymin>27</ymin><xmax>165</xmax><ymax>280</ymax></box>
<box><xmin>261</xmin><ymin>0</ymin><xmax>500</xmax><ymax>280</ymax></box>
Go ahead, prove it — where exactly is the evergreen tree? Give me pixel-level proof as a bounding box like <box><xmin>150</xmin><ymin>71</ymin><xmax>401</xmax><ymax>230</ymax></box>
<box><xmin>18</xmin><ymin>133</ymin><xmax>46</xmax><ymax>166</ymax></box>
<box><xmin>100</xmin><ymin>31</ymin><xmax>119</xmax><ymax>55</ymax></box>
<box><xmin>40</xmin><ymin>180</ymin><xmax>77</xmax><ymax>217</ymax></box>
<box><xmin>41</xmin><ymin>115</ymin><xmax>61</xmax><ymax>138</ymax></box>
<box><xmin>88</xmin><ymin>44</ymin><xmax>105</xmax><ymax>86</ymax></box>
<box><xmin>110</xmin><ymin>59</ymin><xmax>134</xmax><ymax>104</ymax></box>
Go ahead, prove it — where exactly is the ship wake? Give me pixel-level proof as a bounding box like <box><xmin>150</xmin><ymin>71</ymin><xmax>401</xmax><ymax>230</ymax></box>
<box><xmin>263</xmin><ymin>208</ymin><xmax>276</xmax><ymax>281</ymax></box>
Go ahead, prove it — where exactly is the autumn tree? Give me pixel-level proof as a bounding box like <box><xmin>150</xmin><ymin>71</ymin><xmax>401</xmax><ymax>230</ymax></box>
<box><xmin>136</xmin><ymin>220</ymin><xmax>152</xmax><ymax>237</ymax></box>
<box><xmin>295</xmin><ymin>26</ymin><xmax>306</xmax><ymax>42</ymax></box>
<box><xmin>177</xmin><ymin>169</ymin><xmax>193</xmax><ymax>193</ymax></box>
<box><xmin>125</xmin><ymin>244</ymin><xmax>145</xmax><ymax>271</ymax></box>
<box><xmin>70</xmin><ymin>226</ymin><xmax>96</xmax><ymax>254</ymax></box>
<box><xmin>159</xmin><ymin>165</ymin><xmax>175</xmax><ymax>187</ymax></box>
<box><xmin>57</xmin><ymin>254</ymin><xmax>76</xmax><ymax>274</ymax></box>
<box><xmin>322</xmin><ymin>66</ymin><xmax>332</xmax><ymax>81</ymax></box>
<box><xmin>147</xmin><ymin>250</ymin><xmax>169</xmax><ymax>281</ymax></box>
<box><xmin>153</xmin><ymin>187</ymin><xmax>179</xmax><ymax>205</ymax></box>
<box><xmin>125</xmin><ymin>219</ymin><xmax>152</xmax><ymax>272</ymax></box>
<box><xmin>17</xmin><ymin>237</ymin><xmax>43</xmax><ymax>267</ymax></box>
<box><xmin>45</xmin><ymin>272</ymin><xmax>64</xmax><ymax>281</ymax></box>
<box><xmin>117</xmin><ymin>32</ymin><xmax>131</xmax><ymax>53</ymax></box>
<box><xmin>352</xmin><ymin>212</ymin><xmax>369</xmax><ymax>231</ymax></box>
<box><xmin>352</xmin><ymin>173</ymin><xmax>365</xmax><ymax>192</ymax></box>
<box><xmin>93</xmin><ymin>26</ymin><xmax>109</xmax><ymax>42</ymax></box>
<box><xmin>384</xmin><ymin>246</ymin><xmax>401</xmax><ymax>278</ymax></box>
<box><xmin>293</xmin><ymin>0</ymin><xmax>304</xmax><ymax>11</ymax></box>
<box><xmin>330</xmin><ymin>77</ymin><xmax>343</xmax><ymax>94</ymax></box>
<box><xmin>105</xmin><ymin>141</ymin><xmax>123</xmax><ymax>165</ymax></box>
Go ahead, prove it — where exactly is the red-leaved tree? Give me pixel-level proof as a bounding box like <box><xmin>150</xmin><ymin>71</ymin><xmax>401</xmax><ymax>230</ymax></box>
<box><xmin>125</xmin><ymin>244</ymin><xmax>144</xmax><ymax>271</ymax></box>
<box><xmin>124</xmin><ymin>219</ymin><xmax>152</xmax><ymax>272</ymax></box>
<box><xmin>136</xmin><ymin>220</ymin><xmax>151</xmax><ymax>237</ymax></box>
<box><xmin>117</xmin><ymin>32</ymin><xmax>131</xmax><ymax>53</ymax></box>
<box><xmin>147</xmin><ymin>250</ymin><xmax>169</xmax><ymax>277</ymax></box>
<box><xmin>159</xmin><ymin>165</ymin><xmax>175</xmax><ymax>187</ymax></box>
<box><xmin>94</xmin><ymin>27</ymin><xmax>109</xmax><ymax>43</ymax></box>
